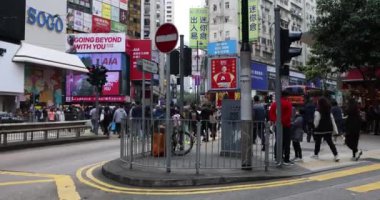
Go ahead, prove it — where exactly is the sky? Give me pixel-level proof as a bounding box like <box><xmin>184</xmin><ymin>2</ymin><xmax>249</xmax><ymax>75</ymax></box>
<box><xmin>174</xmin><ymin>0</ymin><xmax>204</xmax><ymax>45</ymax></box>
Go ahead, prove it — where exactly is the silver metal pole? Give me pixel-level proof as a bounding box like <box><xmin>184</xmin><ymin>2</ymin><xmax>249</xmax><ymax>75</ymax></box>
<box><xmin>274</xmin><ymin>7</ymin><xmax>283</xmax><ymax>166</ymax></box>
<box><xmin>165</xmin><ymin>53</ymin><xmax>172</xmax><ymax>173</ymax></box>
<box><xmin>240</xmin><ymin>0</ymin><xmax>253</xmax><ymax>170</ymax></box>
<box><xmin>196</xmin><ymin>40</ymin><xmax>199</xmax><ymax>104</ymax></box>
<box><xmin>196</xmin><ymin>121</ymin><xmax>201</xmax><ymax>174</ymax></box>
<box><xmin>142</xmin><ymin>70</ymin><xmax>146</xmax><ymax>153</ymax></box>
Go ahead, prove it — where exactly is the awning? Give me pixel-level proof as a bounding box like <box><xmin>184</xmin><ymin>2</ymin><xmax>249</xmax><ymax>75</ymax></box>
<box><xmin>12</xmin><ymin>42</ymin><xmax>88</xmax><ymax>73</ymax></box>
<box><xmin>341</xmin><ymin>68</ymin><xmax>380</xmax><ymax>82</ymax></box>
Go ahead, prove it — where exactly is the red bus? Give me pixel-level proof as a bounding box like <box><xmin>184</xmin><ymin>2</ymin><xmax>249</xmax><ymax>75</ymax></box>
<box><xmin>283</xmin><ymin>85</ymin><xmax>334</xmax><ymax>106</ymax></box>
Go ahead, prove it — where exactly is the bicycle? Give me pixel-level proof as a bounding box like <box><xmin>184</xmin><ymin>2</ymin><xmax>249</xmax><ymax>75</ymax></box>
<box><xmin>171</xmin><ymin>125</ymin><xmax>195</xmax><ymax>156</ymax></box>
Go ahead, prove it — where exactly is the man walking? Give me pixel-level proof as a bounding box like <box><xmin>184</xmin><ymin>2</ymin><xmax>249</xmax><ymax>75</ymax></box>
<box><xmin>252</xmin><ymin>95</ymin><xmax>266</xmax><ymax>151</ymax></box>
<box><xmin>269</xmin><ymin>91</ymin><xmax>293</xmax><ymax>165</ymax></box>
<box><xmin>113</xmin><ymin>105</ymin><xmax>127</xmax><ymax>138</ymax></box>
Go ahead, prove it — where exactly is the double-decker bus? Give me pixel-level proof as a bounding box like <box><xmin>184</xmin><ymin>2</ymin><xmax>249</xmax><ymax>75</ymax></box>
<box><xmin>283</xmin><ymin>85</ymin><xmax>334</xmax><ymax>106</ymax></box>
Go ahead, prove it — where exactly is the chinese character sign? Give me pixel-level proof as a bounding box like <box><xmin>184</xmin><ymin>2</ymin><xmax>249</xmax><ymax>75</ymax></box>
<box><xmin>251</xmin><ymin>62</ymin><xmax>268</xmax><ymax>91</ymax></box>
<box><xmin>210</xmin><ymin>58</ymin><xmax>238</xmax><ymax>90</ymax></box>
<box><xmin>126</xmin><ymin>40</ymin><xmax>152</xmax><ymax>80</ymax></box>
<box><xmin>239</xmin><ymin>0</ymin><xmax>259</xmax><ymax>42</ymax></box>
<box><xmin>189</xmin><ymin>8</ymin><xmax>208</xmax><ymax>49</ymax></box>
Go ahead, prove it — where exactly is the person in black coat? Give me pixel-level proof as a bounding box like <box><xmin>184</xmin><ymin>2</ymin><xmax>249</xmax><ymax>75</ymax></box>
<box><xmin>345</xmin><ymin>99</ymin><xmax>363</xmax><ymax>161</ymax></box>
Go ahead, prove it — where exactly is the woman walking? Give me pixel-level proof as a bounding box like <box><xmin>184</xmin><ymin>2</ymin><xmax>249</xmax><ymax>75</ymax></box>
<box><xmin>312</xmin><ymin>97</ymin><xmax>340</xmax><ymax>162</ymax></box>
<box><xmin>345</xmin><ymin>99</ymin><xmax>363</xmax><ymax>161</ymax></box>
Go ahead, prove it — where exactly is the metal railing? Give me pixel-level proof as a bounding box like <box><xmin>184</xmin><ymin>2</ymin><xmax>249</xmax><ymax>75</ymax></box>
<box><xmin>0</xmin><ymin>121</ymin><xmax>92</xmax><ymax>146</ymax></box>
<box><xmin>120</xmin><ymin>118</ymin><xmax>276</xmax><ymax>174</ymax></box>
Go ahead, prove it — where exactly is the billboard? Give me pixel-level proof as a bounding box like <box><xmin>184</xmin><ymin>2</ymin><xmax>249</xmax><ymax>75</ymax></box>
<box><xmin>120</xmin><ymin>0</ymin><xmax>128</xmax><ymax>10</ymax></box>
<box><xmin>77</xmin><ymin>53</ymin><xmax>124</xmax><ymax>71</ymax></box>
<box><xmin>189</xmin><ymin>8</ymin><xmax>208</xmax><ymax>49</ymax></box>
<box><xmin>92</xmin><ymin>0</ymin><xmax>102</xmax><ymax>17</ymax></box>
<box><xmin>207</xmin><ymin>40</ymin><xmax>237</xmax><ymax>56</ymax></box>
<box><xmin>210</xmin><ymin>58</ymin><xmax>238</xmax><ymax>90</ymax></box>
<box><xmin>251</xmin><ymin>62</ymin><xmax>268</xmax><ymax>91</ymax></box>
<box><xmin>126</xmin><ymin>40</ymin><xmax>152</xmax><ymax>80</ymax></box>
<box><xmin>66</xmin><ymin>71</ymin><xmax>120</xmax><ymax>97</ymax></box>
<box><xmin>102</xmin><ymin>3</ymin><xmax>111</xmax><ymax>20</ymax></box>
<box><xmin>66</xmin><ymin>33</ymin><xmax>125</xmax><ymax>53</ymax></box>
<box><xmin>92</xmin><ymin>15</ymin><xmax>111</xmax><ymax>33</ymax></box>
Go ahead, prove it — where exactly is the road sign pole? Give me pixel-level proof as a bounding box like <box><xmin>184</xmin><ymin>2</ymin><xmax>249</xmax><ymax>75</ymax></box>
<box><xmin>165</xmin><ymin>53</ymin><xmax>172</xmax><ymax>173</ymax></box>
<box><xmin>142</xmin><ymin>70</ymin><xmax>146</xmax><ymax>153</ymax></box>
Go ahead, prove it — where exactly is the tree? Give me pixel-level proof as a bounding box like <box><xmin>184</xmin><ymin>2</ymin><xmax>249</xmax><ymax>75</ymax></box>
<box><xmin>310</xmin><ymin>0</ymin><xmax>380</xmax><ymax>99</ymax></box>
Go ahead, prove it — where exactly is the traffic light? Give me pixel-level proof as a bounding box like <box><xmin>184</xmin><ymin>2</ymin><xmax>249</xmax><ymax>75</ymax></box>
<box><xmin>280</xmin><ymin>28</ymin><xmax>302</xmax><ymax>65</ymax></box>
<box><xmin>170</xmin><ymin>50</ymin><xmax>179</xmax><ymax>75</ymax></box>
<box><xmin>183</xmin><ymin>47</ymin><xmax>192</xmax><ymax>76</ymax></box>
<box><xmin>86</xmin><ymin>65</ymin><xmax>108</xmax><ymax>93</ymax></box>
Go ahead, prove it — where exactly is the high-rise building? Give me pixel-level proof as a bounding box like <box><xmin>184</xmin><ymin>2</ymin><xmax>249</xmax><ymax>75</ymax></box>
<box><xmin>206</xmin><ymin>0</ymin><xmax>316</xmax><ymax>68</ymax></box>
<box><xmin>164</xmin><ymin>0</ymin><xmax>175</xmax><ymax>23</ymax></box>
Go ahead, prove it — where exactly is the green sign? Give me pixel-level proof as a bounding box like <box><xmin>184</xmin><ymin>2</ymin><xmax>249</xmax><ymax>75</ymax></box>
<box><xmin>189</xmin><ymin>8</ymin><xmax>208</xmax><ymax>49</ymax></box>
<box><xmin>239</xmin><ymin>0</ymin><xmax>259</xmax><ymax>42</ymax></box>
<box><xmin>111</xmin><ymin>21</ymin><xmax>127</xmax><ymax>33</ymax></box>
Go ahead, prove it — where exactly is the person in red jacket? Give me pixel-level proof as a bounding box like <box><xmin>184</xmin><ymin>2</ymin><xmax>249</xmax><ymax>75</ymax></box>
<box><xmin>269</xmin><ymin>90</ymin><xmax>293</xmax><ymax>165</ymax></box>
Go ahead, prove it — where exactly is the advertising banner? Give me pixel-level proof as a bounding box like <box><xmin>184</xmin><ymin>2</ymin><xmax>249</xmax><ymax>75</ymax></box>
<box><xmin>119</xmin><ymin>9</ymin><xmax>128</xmax><ymax>24</ymax></box>
<box><xmin>239</xmin><ymin>0</ymin><xmax>259</xmax><ymax>42</ymax></box>
<box><xmin>66</xmin><ymin>71</ymin><xmax>120</xmax><ymax>97</ymax></box>
<box><xmin>111</xmin><ymin>6</ymin><xmax>120</xmax><ymax>22</ymax></box>
<box><xmin>92</xmin><ymin>15</ymin><xmax>111</xmax><ymax>33</ymax></box>
<box><xmin>83</xmin><ymin>13</ymin><xmax>92</xmax><ymax>32</ymax></box>
<box><xmin>102</xmin><ymin>0</ymin><xmax>111</xmax><ymax>4</ymax></box>
<box><xmin>67</xmin><ymin>8</ymin><xmax>75</xmax><ymax>30</ymax></box>
<box><xmin>66</xmin><ymin>96</ymin><xmax>126</xmax><ymax>102</ymax></box>
<box><xmin>120</xmin><ymin>0</ymin><xmax>128</xmax><ymax>10</ymax></box>
<box><xmin>102</xmin><ymin>71</ymin><xmax>120</xmax><ymax>95</ymax></box>
<box><xmin>92</xmin><ymin>0</ymin><xmax>102</xmax><ymax>17</ymax></box>
<box><xmin>207</xmin><ymin>40</ymin><xmax>237</xmax><ymax>56</ymax></box>
<box><xmin>111</xmin><ymin>0</ymin><xmax>119</xmax><ymax>7</ymax></box>
<box><xmin>77</xmin><ymin>53</ymin><xmax>124</xmax><ymax>70</ymax></box>
<box><xmin>189</xmin><ymin>8</ymin><xmax>208</xmax><ymax>49</ymax></box>
<box><xmin>111</xmin><ymin>21</ymin><xmax>127</xmax><ymax>32</ymax></box>
<box><xmin>66</xmin><ymin>32</ymin><xmax>125</xmax><ymax>53</ymax></box>
<box><xmin>251</xmin><ymin>62</ymin><xmax>268</xmax><ymax>91</ymax></box>
<box><xmin>126</xmin><ymin>40</ymin><xmax>152</xmax><ymax>80</ymax></box>
<box><xmin>102</xmin><ymin>3</ymin><xmax>111</xmax><ymax>20</ymax></box>
<box><xmin>74</xmin><ymin>10</ymin><xmax>84</xmax><ymax>32</ymax></box>
<box><xmin>210</xmin><ymin>58</ymin><xmax>238</xmax><ymax>90</ymax></box>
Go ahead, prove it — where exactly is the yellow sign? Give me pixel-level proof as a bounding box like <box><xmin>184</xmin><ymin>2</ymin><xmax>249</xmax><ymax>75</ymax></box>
<box><xmin>102</xmin><ymin>3</ymin><xmax>111</xmax><ymax>20</ymax></box>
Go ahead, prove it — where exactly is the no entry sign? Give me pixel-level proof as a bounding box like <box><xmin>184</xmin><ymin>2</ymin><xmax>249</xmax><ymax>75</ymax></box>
<box><xmin>155</xmin><ymin>23</ymin><xmax>178</xmax><ymax>53</ymax></box>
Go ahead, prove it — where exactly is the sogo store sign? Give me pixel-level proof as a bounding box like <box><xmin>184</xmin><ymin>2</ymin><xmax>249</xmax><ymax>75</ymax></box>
<box><xmin>66</xmin><ymin>33</ymin><xmax>126</xmax><ymax>53</ymax></box>
<box><xmin>27</xmin><ymin>7</ymin><xmax>64</xmax><ymax>33</ymax></box>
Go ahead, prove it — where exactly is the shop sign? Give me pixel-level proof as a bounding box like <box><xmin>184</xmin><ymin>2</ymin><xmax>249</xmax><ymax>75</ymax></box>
<box><xmin>209</xmin><ymin>57</ymin><xmax>238</xmax><ymax>90</ymax></box>
<box><xmin>111</xmin><ymin>21</ymin><xmax>126</xmax><ymax>33</ymax></box>
<box><xmin>120</xmin><ymin>0</ymin><xmax>129</xmax><ymax>10</ymax></box>
<box><xmin>126</xmin><ymin>40</ymin><xmax>152</xmax><ymax>80</ymax></box>
<box><xmin>66</xmin><ymin>32</ymin><xmax>125</xmax><ymax>53</ymax></box>
<box><xmin>27</xmin><ymin>7</ymin><xmax>64</xmax><ymax>33</ymax></box>
<box><xmin>207</xmin><ymin>40</ymin><xmax>237</xmax><ymax>56</ymax></box>
<box><xmin>102</xmin><ymin>3</ymin><xmax>111</xmax><ymax>20</ymax></box>
<box><xmin>251</xmin><ymin>62</ymin><xmax>268</xmax><ymax>91</ymax></box>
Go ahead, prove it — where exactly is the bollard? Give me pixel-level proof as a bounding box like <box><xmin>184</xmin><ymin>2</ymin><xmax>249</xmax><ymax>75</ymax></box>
<box><xmin>120</xmin><ymin>118</ymin><xmax>126</xmax><ymax>158</ymax></box>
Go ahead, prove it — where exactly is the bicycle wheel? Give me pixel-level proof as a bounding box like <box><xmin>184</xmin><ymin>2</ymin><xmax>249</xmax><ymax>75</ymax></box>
<box><xmin>172</xmin><ymin>130</ymin><xmax>194</xmax><ymax>156</ymax></box>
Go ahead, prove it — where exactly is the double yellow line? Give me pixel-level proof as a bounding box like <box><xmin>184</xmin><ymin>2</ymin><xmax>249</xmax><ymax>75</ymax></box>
<box><xmin>76</xmin><ymin>162</ymin><xmax>380</xmax><ymax>195</ymax></box>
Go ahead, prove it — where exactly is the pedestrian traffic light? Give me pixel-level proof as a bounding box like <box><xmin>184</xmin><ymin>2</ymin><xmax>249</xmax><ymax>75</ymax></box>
<box><xmin>170</xmin><ymin>50</ymin><xmax>179</xmax><ymax>75</ymax></box>
<box><xmin>280</xmin><ymin>28</ymin><xmax>302</xmax><ymax>65</ymax></box>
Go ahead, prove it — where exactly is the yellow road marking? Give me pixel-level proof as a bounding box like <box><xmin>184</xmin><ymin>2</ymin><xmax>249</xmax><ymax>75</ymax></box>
<box><xmin>347</xmin><ymin>181</ymin><xmax>380</xmax><ymax>193</ymax></box>
<box><xmin>76</xmin><ymin>162</ymin><xmax>380</xmax><ymax>196</ymax></box>
<box><xmin>308</xmin><ymin>164</ymin><xmax>380</xmax><ymax>181</ymax></box>
<box><xmin>76</xmin><ymin>163</ymin><xmax>310</xmax><ymax>195</ymax></box>
<box><xmin>0</xmin><ymin>179</ymin><xmax>53</xmax><ymax>186</ymax></box>
<box><xmin>0</xmin><ymin>170</ymin><xmax>80</xmax><ymax>200</ymax></box>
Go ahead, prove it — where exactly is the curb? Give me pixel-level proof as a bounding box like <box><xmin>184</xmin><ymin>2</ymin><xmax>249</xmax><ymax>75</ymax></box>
<box><xmin>101</xmin><ymin>159</ymin><xmax>370</xmax><ymax>187</ymax></box>
<box><xmin>0</xmin><ymin>136</ymin><xmax>109</xmax><ymax>152</ymax></box>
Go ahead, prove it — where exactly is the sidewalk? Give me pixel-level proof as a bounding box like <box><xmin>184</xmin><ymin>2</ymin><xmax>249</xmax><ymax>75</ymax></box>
<box><xmin>102</xmin><ymin>134</ymin><xmax>380</xmax><ymax>187</ymax></box>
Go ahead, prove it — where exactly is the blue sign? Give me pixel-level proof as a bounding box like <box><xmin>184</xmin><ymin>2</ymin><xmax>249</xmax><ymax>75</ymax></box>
<box><xmin>27</xmin><ymin>7</ymin><xmax>64</xmax><ymax>33</ymax></box>
<box><xmin>207</xmin><ymin>40</ymin><xmax>237</xmax><ymax>56</ymax></box>
<box><xmin>251</xmin><ymin>62</ymin><xmax>268</xmax><ymax>91</ymax></box>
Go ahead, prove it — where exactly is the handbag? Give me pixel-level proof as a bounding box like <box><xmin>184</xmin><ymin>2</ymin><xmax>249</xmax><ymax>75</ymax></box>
<box><xmin>110</xmin><ymin>122</ymin><xmax>116</xmax><ymax>131</ymax></box>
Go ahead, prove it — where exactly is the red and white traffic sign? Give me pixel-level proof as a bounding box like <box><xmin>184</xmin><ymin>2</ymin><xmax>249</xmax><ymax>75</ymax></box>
<box><xmin>155</xmin><ymin>23</ymin><xmax>178</xmax><ymax>53</ymax></box>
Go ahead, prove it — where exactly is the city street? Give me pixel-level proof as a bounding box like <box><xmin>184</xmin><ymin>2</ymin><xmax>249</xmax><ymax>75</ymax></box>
<box><xmin>1</xmin><ymin>135</ymin><xmax>380</xmax><ymax>200</ymax></box>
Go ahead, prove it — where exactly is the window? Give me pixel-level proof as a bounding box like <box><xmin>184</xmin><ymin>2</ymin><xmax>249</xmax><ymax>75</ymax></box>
<box><xmin>167</xmin><ymin>6</ymin><xmax>171</xmax><ymax>9</ymax></box>
<box><xmin>225</xmin><ymin>2</ymin><xmax>230</xmax><ymax>9</ymax></box>
<box><xmin>225</xmin><ymin>16</ymin><xmax>229</xmax><ymax>23</ymax></box>
<box><xmin>213</xmin><ymin>4</ymin><xmax>217</xmax><ymax>11</ymax></box>
<box><xmin>225</xmin><ymin>30</ymin><xmax>230</xmax><ymax>38</ymax></box>
<box><xmin>261</xmin><ymin>37</ymin><xmax>266</xmax><ymax>44</ymax></box>
<box><xmin>167</xmin><ymin>11</ymin><xmax>172</xmax><ymax>13</ymax></box>
<box><xmin>214</xmin><ymin>32</ymin><xmax>217</xmax><ymax>39</ymax></box>
<box><xmin>156</xmin><ymin>22</ymin><xmax>160</xmax><ymax>27</ymax></box>
<box><xmin>213</xmin><ymin>18</ymin><xmax>217</xmax><ymax>24</ymax></box>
